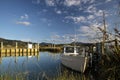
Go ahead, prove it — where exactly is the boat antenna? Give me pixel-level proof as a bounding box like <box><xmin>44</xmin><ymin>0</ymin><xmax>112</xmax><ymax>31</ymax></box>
<box><xmin>74</xmin><ymin>26</ymin><xmax>77</xmax><ymax>53</ymax></box>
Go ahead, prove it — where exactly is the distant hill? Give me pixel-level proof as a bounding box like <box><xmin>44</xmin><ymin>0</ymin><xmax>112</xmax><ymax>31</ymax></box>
<box><xmin>0</xmin><ymin>38</ymin><xmax>36</xmax><ymax>48</ymax></box>
<box><xmin>0</xmin><ymin>37</ymin><xmax>94</xmax><ymax>48</ymax></box>
<box><xmin>70</xmin><ymin>42</ymin><xmax>94</xmax><ymax>46</ymax></box>
<box><xmin>39</xmin><ymin>41</ymin><xmax>94</xmax><ymax>47</ymax></box>
<box><xmin>40</xmin><ymin>42</ymin><xmax>52</xmax><ymax>47</ymax></box>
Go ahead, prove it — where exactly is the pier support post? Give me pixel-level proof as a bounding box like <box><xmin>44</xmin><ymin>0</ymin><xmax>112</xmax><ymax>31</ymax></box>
<box><xmin>1</xmin><ymin>42</ymin><xmax>3</xmax><ymax>49</ymax></box>
<box><xmin>10</xmin><ymin>49</ymin><xmax>11</xmax><ymax>56</ymax></box>
<box><xmin>16</xmin><ymin>42</ymin><xmax>18</xmax><ymax>49</ymax></box>
<box><xmin>0</xmin><ymin>42</ymin><xmax>3</xmax><ymax>54</ymax></box>
<box><xmin>15</xmin><ymin>42</ymin><xmax>18</xmax><ymax>54</ymax></box>
<box><xmin>37</xmin><ymin>43</ymin><xmax>39</xmax><ymax>52</ymax></box>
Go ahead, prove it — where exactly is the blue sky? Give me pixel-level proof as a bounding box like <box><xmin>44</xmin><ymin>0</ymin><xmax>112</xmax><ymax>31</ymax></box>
<box><xmin>0</xmin><ymin>0</ymin><xmax>120</xmax><ymax>43</ymax></box>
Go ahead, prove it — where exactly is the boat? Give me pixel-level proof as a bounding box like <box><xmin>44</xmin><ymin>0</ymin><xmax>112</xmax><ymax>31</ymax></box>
<box><xmin>61</xmin><ymin>45</ymin><xmax>91</xmax><ymax>73</ymax></box>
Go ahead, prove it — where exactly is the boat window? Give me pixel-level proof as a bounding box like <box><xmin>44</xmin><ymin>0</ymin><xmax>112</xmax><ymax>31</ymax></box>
<box><xmin>66</xmin><ymin>47</ymin><xmax>74</xmax><ymax>53</ymax></box>
<box><xmin>65</xmin><ymin>47</ymin><xmax>81</xmax><ymax>53</ymax></box>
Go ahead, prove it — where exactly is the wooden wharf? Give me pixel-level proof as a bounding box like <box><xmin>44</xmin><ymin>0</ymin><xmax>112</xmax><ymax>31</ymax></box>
<box><xmin>0</xmin><ymin>42</ymin><xmax>40</xmax><ymax>55</ymax></box>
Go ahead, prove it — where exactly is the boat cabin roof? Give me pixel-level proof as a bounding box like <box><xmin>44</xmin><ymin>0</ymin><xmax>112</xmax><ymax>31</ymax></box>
<box><xmin>64</xmin><ymin>45</ymin><xmax>80</xmax><ymax>48</ymax></box>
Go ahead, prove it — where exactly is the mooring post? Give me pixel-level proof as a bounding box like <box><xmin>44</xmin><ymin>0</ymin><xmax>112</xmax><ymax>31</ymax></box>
<box><xmin>15</xmin><ymin>42</ymin><xmax>18</xmax><ymax>55</ymax></box>
<box><xmin>10</xmin><ymin>49</ymin><xmax>11</xmax><ymax>56</ymax></box>
<box><xmin>16</xmin><ymin>42</ymin><xmax>18</xmax><ymax>49</ymax></box>
<box><xmin>0</xmin><ymin>42</ymin><xmax>3</xmax><ymax>54</ymax></box>
<box><xmin>1</xmin><ymin>42</ymin><xmax>3</xmax><ymax>49</ymax></box>
<box><xmin>37</xmin><ymin>43</ymin><xmax>39</xmax><ymax>52</ymax></box>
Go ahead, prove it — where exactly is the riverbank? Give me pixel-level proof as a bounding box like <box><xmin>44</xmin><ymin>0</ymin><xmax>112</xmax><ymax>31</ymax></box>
<box><xmin>40</xmin><ymin>47</ymin><xmax>62</xmax><ymax>53</ymax></box>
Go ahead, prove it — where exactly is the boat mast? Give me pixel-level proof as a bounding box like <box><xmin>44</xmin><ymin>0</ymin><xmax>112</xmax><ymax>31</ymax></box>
<box><xmin>102</xmin><ymin>11</ymin><xmax>106</xmax><ymax>55</ymax></box>
<box><xmin>74</xmin><ymin>26</ymin><xmax>77</xmax><ymax>53</ymax></box>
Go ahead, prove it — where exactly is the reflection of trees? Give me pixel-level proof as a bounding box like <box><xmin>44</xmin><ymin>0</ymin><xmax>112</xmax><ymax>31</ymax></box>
<box><xmin>48</xmin><ymin>52</ymin><xmax>60</xmax><ymax>60</ymax></box>
<box><xmin>0</xmin><ymin>57</ymin><xmax>1</xmax><ymax>64</ymax></box>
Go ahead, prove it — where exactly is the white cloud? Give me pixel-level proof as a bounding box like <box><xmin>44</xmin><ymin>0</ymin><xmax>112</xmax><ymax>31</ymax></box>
<box><xmin>79</xmin><ymin>26</ymin><xmax>90</xmax><ymax>32</ymax></box>
<box><xmin>87</xmin><ymin>15</ymin><xmax>95</xmax><ymax>20</ymax></box>
<box><xmin>61</xmin><ymin>34</ymin><xmax>77</xmax><ymax>42</ymax></box>
<box><xmin>44</xmin><ymin>0</ymin><xmax>95</xmax><ymax>7</ymax></box>
<box><xmin>21</xmin><ymin>39</ymin><xmax>32</xmax><ymax>42</ymax></box>
<box><xmin>56</xmin><ymin>10</ymin><xmax>62</xmax><ymax>14</ymax></box>
<box><xmin>82</xmin><ymin>0</ymin><xmax>90</xmax><ymax>4</ymax></box>
<box><xmin>106</xmin><ymin>0</ymin><xmax>112</xmax><ymax>3</ymax></box>
<box><xmin>77</xmin><ymin>26</ymin><xmax>98</xmax><ymax>43</ymax></box>
<box><xmin>65</xmin><ymin>16</ymin><xmax>86</xmax><ymax>23</ymax></box>
<box><xmin>16</xmin><ymin>14</ymin><xmax>31</xmax><ymax>26</ymax></box>
<box><xmin>89</xmin><ymin>0</ymin><xmax>95</xmax><ymax>3</ymax></box>
<box><xmin>94</xmin><ymin>10</ymin><xmax>103</xmax><ymax>16</ymax></box>
<box><xmin>43</xmin><ymin>0</ymin><xmax>96</xmax><ymax>7</ymax></box>
<box><xmin>16</xmin><ymin>21</ymin><xmax>31</xmax><ymax>26</ymax></box>
<box><xmin>51</xmin><ymin>34</ymin><xmax>60</xmax><ymax>39</ymax></box>
<box><xmin>64</xmin><ymin>0</ymin><xmax>95</xmax><ymax>7</ymax></box>
<box><xmin>20</xmin><ymin>14</ymin><xmax>29</xmax><ymax>20</ymax></box>
<box><xmin>78</xmin><ymin>22</ymin><xmax>105</xmax><ymax>41</ymax></box>
<box><xmin>45</xmin><ymin>0</ymin><xmax>55</xmax><ymax>6</ymax></box>
<box><xmin>85</xmin><ymin>5</ymin><xmax>97</xmax><ymax>13</ymax></box>
<box><xmin>64</xmin><ymin>0</ymin><xmax>81</xmax><ymax>7</ymax></box>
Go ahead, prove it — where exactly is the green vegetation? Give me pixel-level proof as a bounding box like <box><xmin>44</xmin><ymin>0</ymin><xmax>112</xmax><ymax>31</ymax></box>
<box><xmin>98</xmin><ymin>45</ymin><xmax>120</xmax><ymax>80</ymax></box>
<box><xmin>0</xmin><ymin>73</ymin><xmax>27</xmax><ymax>80</ymax></box>
<box><xmin>0</xmin><ymin>38</ymin><xmax>38</xmax><ymax>48</ymax></box>
<box><xmin>97</xmin><ymin>27</ymin><xmax>120</xmax><ymax>79</ymax></box>
<box><xmin>54</xmin><ymin>71</ymin><xmax>87</xmax><ymax>80</ymax></box>
<box><xmin>40</xmin><ymin>47</ymin><xmax>62</xmax><ymax>53</ymax></box>
<box><xmin>0</xmin><ymin>71</ymin><xmax>89</xmax><ymax>80</ymax></box>
<box><xmin>0</xmin><ymin>38</ymin><xmax>27</xmax><ymax>48</ymax></box>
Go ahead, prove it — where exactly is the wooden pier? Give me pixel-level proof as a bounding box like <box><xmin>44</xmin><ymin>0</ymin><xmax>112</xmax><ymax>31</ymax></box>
<box><xmin>0</xmin><ymin>48</ymin><xmax>39</xmax><ymax>54</ymax></box>
<box><xmin>0</xmin><ymin>42</ymin><xmax>40</xmax><ymax>54</ymax></box>
<box><xmin>0</xmin><ymin>49</ymin><xmax>39</xmax><ymax>57</ymax></box>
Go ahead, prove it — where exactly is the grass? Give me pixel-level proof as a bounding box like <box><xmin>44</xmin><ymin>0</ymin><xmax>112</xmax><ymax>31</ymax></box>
<box><xmin>53</xmin><ymin>72</ymin><xmax>85</xmax><ymax>80</ymax></box>
<box><xmin>0</xmin><ymin>73</ymin><xmax>27</xmax><ymax>80</ymax></box>
<box><xmin>98</xmin><ymin>45</ymin><xmax>120</xmax><ymax>80</ymax></box>
<box><xmin>0</xmin><ymin>71</ymin><xmax>90</xmax><ymax>80</ymax></box>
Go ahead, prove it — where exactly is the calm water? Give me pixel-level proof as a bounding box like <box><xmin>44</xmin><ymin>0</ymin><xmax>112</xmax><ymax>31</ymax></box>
<box><xmin>0</xmin><ymin>52</ymin><xmax>61</xmax><ymax>79</ymax></box>
<box><xmin>0</xmin><ymin>52</ymin><xmax>96</xmax><ymax>80</ymax></box>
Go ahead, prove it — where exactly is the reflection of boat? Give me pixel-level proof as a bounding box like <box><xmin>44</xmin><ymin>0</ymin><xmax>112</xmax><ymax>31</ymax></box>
<box><xmin>61</xmin><ymin>46</ymin><xmax>91</xmax><ymax>73</ymax></box>
<box><xmin>28</xmin><ymin>56</ymin><xmax>32</xmax><ymax>58</ymax></box>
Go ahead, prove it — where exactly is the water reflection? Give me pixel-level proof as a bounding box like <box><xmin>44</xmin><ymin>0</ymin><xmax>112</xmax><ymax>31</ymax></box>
<box><xmin>0</xmin><ymin>52</ymin><xmax>97</xmax><ymax>80</ymax></box>
<box><xmin>0</xmin><ymin>52</ymin><xmax>61</xmax><ymax>79</ymax></box>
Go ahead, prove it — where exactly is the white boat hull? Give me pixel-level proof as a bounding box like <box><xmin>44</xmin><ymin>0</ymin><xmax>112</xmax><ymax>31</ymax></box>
<box><xmin>61</xmin><ymin>55</ymin><xmax>89</xmax><ymax>73</ymax></box>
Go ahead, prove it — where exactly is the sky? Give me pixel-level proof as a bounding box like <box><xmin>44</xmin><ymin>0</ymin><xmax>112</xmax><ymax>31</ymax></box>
<box><xmin>0</xmin><ymin>0</ymin><xmax>120</xmax><ymax>43</ymax></box>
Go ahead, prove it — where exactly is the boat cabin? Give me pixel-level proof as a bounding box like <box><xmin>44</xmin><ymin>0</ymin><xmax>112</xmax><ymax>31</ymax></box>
<box><xmin>63</xmin><ymin>45</ymin><xmax>86</xmax><ymax>56</ymax></box>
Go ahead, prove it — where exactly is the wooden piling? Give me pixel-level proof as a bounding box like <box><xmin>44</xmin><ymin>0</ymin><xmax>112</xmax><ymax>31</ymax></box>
<box><xmin>1</xmin><ymin>42</ymin><xmax>3</xmax><ymax>49</ymax></box>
